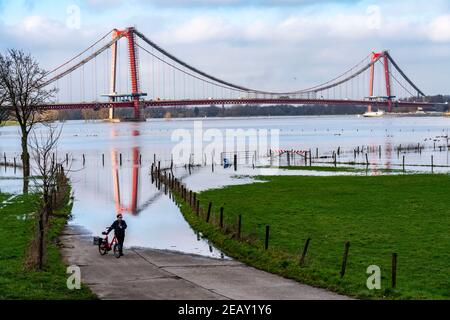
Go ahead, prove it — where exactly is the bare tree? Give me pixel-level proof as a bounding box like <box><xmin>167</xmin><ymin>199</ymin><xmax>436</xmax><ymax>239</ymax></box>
<box><xmin>0</xmin><ymin>49</ymin><xmax>56</xmax><ymax>193</ymax></box>
<box><xmin>0</xmin><ymin>83</ymin><xmax>8</xmax><ymax>125</ymax></box>
<box><xmin>28</xmin><ymin>124</ymin><xmax>67</xmax><ymax>270</ymax></box>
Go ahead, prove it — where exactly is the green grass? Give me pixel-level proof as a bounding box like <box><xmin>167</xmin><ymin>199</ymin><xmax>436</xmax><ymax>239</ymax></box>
<box><xmin>0</xmin><ymin>191</ymin><xmax>95</xmax><ymax>300</ymax></box>
<box><xmin>280</xmin><ymin>165</ymin><xmax>358</xmax><ymax>172</ymax></box>
<box><xmin>180</xmin><ymin>174</ymin><xmax>450</xmax><ymax>299</ymax></box>
<box><xmin>277</xmin><ymin>165</ymin><xmax>404</xmax><ymax>173</ymax></box>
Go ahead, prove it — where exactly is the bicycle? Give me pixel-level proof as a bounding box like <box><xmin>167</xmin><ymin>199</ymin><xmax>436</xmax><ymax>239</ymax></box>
<box><xmin>97</xmin><ymin>229</ymin><xmax>121</xmax><ymax>258</ymax></box>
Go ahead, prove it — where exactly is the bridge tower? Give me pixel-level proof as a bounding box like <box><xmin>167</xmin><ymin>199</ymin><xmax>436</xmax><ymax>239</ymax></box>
<box><xmin>368</xmin><ymin>51</ymin><xmax>393</xmax><ymax>113</ymax></box>
<box><xmin>383</xmin><ymin>51</ymin><xmax>393</xmax><ymax>113</ymax></box>
<box><xmin>126</xmin><ymin>28</ymin><xmax>142</xmax><ymax>120</ymax></box>
<box><xmin>108</xmin><ymin>28</ymin><xmax>143</xmax><ymax>121</ymax></box>
<box><xmin>368</xmin><ymin>52</ymin><xmax>380</xmax><ymax>113</ymax></box>
<box><xmin>109</xmin><ymin>29</ymin><xmax>119</xmax><ymax>121</ymax></box>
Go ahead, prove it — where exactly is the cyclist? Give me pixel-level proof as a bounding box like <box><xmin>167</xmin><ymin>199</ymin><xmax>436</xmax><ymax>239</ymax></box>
<box><xmin>105</xmin><ymin>214</ymin><xmax>127</xmax><ymax>256</ymax></box>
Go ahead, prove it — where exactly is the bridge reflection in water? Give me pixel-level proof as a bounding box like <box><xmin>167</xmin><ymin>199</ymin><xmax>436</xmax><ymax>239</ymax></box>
<box><xmin>111</xmin><ymin>146</ymin><xmax>140</xmax><ymax>216</ymax></box>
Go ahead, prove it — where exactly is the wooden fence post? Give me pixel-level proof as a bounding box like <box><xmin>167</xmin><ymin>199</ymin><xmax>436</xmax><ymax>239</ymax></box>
<box><xmin>340</xmin><ymin>241</ymin><xmax>350</xmax><ymax>278</ymax></box>
<box><xmin>193</xmin><ymin>193</ymin><xmax>197</xmax><ymax>209</ymax></box>
<box><xmin>220</xmin><ymin>207</ymin><xmax>224</xmax><ymax>229</ymax></box>
<box><xmin>392</xmin><ymin>253</ymin><xmax>397</xmax><ymax>288</ymax></box>
<box><xmin>237</xmin><ymin>215</ymin><xmax>242</xmax><ymax>239</ymax></box>
<box><xmin>264</xmin><ymin>225</ymin><xmax>270</xmax><ymax>250</ymax></box>
<box><xmin>206</xmin><ymin>202</ymin><xmax>212</xmax><ymax>222</ymax></box>
<box><xmin>299</xmin><ymin>238</ymin><xmax>311</xmax><ymax>266</ymax></box>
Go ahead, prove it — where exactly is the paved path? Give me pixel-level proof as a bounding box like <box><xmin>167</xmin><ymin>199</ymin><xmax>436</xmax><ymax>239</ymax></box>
<box><xmin>60</xmin><ymin>225</ymin><xmax>349</xmax><ymax>300</ymax></box>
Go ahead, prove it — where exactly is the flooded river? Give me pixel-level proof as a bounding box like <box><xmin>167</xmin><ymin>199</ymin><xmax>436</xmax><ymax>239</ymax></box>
<box><xmin>1</xmin><ymin>115</ymin><xmax>450</xmax><ymax>258</ymax></box>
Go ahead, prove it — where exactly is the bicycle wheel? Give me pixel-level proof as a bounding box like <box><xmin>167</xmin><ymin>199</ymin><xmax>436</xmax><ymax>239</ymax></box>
<box><xmin>113</xmin><ymin>244</ymin><xmax>121</xmax><ymax>258</ymax></box>
<box><xmin>98</xmin><ymin>242</ymin><xmax>108</xmax><ymax>255</ymax></box>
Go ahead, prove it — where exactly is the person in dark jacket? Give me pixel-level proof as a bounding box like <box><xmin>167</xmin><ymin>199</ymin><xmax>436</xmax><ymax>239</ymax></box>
<box><xmin>106</xmin><ymin>214</ymin><xmax>127</xmax><ymax>256</ymax></box>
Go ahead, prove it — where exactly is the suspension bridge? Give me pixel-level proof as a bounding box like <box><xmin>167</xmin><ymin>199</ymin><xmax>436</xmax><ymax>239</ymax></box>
<box><xmin>41</xmin><ymin>27</ymin><xmax>433</xmax><ymax>121</ymax></box>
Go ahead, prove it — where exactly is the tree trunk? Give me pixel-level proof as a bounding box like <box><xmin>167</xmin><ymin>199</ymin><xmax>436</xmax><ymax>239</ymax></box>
<box><xmin>21</xmin><ymin>130</ymin><xmax>30</xmax><ymax>194</ymax></box>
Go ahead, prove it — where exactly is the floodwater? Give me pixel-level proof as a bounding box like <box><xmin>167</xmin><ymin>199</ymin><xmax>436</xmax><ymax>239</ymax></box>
<box><xmin>1</xmin><ymin>115</ymin><xmax>450</xmax><ymax>258</ymax></box>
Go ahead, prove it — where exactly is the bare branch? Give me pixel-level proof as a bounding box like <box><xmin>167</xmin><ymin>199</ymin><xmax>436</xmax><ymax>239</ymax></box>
<box><xmin>0</xmin><ymin>49</ymin><xmax>56</xmax><ymax>192</ymax></box>
<box><xmin>29</xmin><ymin>124</ymin><xmax>65</xmax><ymax>202</ymax></box>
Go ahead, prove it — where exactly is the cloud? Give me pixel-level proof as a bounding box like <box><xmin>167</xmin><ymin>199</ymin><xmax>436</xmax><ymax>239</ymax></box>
<box><xmin>0</xmin><ymin>0</ymin><xmax>449</xmax><ymax>95</ymax></box>
<box><xmin>166</xmin><ymin>16</ymin><xmax>235</xmax><ymax>43</ymax></box>
<box><xmin>125</xmin><ymin>0</ymin><xmax>359</xmax><ymax>8</ymax></box>
<box><xmin>428</xmin><ymin>14</ymin><xmax>450</xmax><ymax>42</ymax></box>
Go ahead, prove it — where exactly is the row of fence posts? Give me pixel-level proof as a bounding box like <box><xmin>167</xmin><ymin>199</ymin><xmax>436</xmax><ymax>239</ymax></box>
<box><xmin>149</xmin><ymin>159</ymin><xmax>400</xmax><ymax>288</ymax></box>
<box><xmin>278</xmin><ymin>145</ymin><xmax>383</xmax><ymax>168</ymax></box>
<box><xmin>1</xmin><ymin>152</ymin><xmax>18</xmax><ymax>173</ymax></box>
<box><xmin>298</xmin><ymin>237</ymin><xmax>398</xmax><ymax>287</ymax></box>
<box><xmin>60</xmin><ymin>151</ymin><xmax>201</xmax><ymax>173</ymax></box>
<box><xmin>335</xmin><ymin>144</ymin><xmax>438</xmax><ymax>171</ymax></box>
<box><xmin>1</xmin><ymin>144</ymin><xmax>442</xmax><ymax>175</ymax></box>
<box><xmin>58</xmin><ymin>152</ymin><xmax>147</xmax><ymax>168</ymax></box>
<box><xmin>284</xmin><ymin>150</ymin><xmax>314</xmax><ymax>167</ymax></box>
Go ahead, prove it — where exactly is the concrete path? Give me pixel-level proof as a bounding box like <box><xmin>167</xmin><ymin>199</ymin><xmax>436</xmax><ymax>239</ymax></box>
<box><xmin>60</xmin><ymin>225</ymin><xmax>349</xmax><ymax>300</ymax></box>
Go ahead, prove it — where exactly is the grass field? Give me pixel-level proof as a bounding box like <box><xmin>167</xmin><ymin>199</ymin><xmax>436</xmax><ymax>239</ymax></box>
<box><xmin>181</xmin><ymin>174</ymin><xmax>450</xmax><ymax>299</ymax></box>
<box><xmin>278</xmin><ymin>165</ymin><xmax>403</xmax><ymax>173</ymax></box>
<box><xmin>0</xmin><ymin>192</ymin><xmax>95</xmax><ymax>299</ymax></box>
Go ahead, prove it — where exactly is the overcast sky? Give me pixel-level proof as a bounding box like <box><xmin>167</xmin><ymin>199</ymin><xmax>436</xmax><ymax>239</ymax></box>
<box><xmin>0</xmin><ymin>0</ymin><xmax>449</xmax><ymax>95</ymax></box>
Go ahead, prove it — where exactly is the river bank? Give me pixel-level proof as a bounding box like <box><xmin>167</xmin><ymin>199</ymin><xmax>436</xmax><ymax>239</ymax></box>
<box><xmin>0</xmin><ymin>191</ymin><xmax>94</xmax><ymax>299</ymax></box>
<box><xmin>178</xmin><ymin>173</ymin><xmax>450</xmax><ymax>299</ymax></box>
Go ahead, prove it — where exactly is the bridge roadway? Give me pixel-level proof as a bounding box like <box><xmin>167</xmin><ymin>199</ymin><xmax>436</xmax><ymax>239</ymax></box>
<box><xmin>61</xmin><ymin>225</ymin><xmax>350</xmax><ymax>300</ymax></box>
<box><xmin>43</xmin><ymin>98</ymin><xmax>432</xmax><ymax>110</ymax></box>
